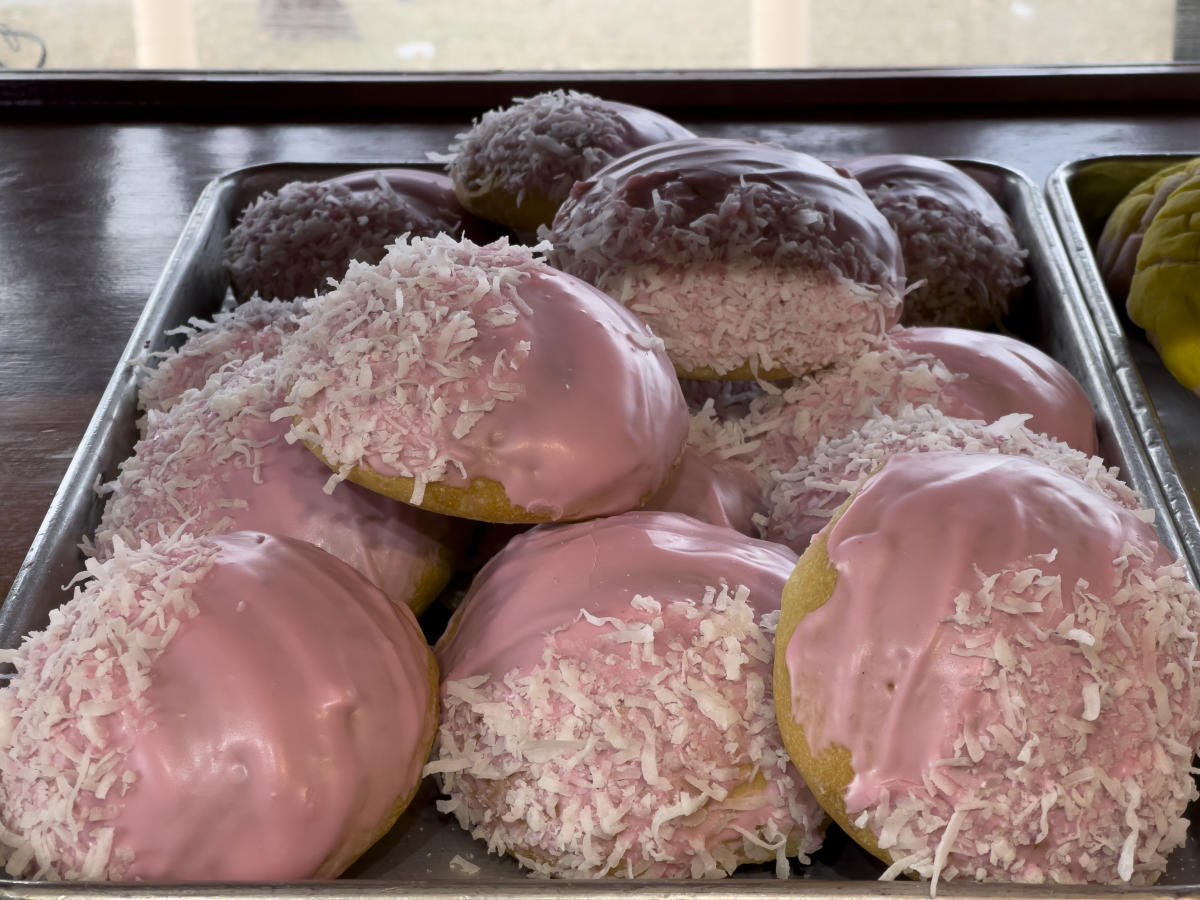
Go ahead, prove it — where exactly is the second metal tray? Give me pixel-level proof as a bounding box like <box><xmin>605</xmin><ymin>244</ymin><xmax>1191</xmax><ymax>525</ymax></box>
<box><xmin>1046</xmin><ymin>153</ymin><xmax>1200</xmax><ymax>586</ymax></box>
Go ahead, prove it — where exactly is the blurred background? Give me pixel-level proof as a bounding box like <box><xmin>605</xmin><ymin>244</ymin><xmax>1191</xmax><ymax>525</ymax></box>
<box><xmin>0</xmin><ymin>0</ymin><xmax>1189</xmax><ymax>70</ymax></box>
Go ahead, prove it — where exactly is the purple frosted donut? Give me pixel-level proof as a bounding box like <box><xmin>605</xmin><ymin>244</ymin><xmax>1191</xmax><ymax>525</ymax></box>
<box><xmin>224</xmin><ymin>167</ymin><xmax>470</xmax><ymax>302</ymax></box>
<box><xmin>543</xmin><ymin>138</ymin><xmax>906</xmax><ymax>380</ymax></box>
<box><xmin>445</xmin><ymin>89</ymin><xmax>695</xmax><ymax>236</ymax></box>
<box><xmin>839</xmin><ymin>154</ymin><xmax>1028</xmax><ymax>329</ymax></box>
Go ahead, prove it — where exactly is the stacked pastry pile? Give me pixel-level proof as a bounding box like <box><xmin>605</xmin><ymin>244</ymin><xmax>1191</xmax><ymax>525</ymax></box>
<box><xmin>0</xmin><ymin>91</ymin><xmax>1196</xmax><ymax>891</ymax></box>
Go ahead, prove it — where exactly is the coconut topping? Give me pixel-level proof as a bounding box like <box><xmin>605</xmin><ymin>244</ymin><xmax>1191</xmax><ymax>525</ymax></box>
<box><xmin>542</xmin><ymin>138</ymin><xmax>905</xmax><ymax>377</ymax></box>
<box><xmin>133</xmin><ymin>295</ymin><xmax>303</xmax><ymax>418</ymax></box>
<box><xmin>721</xmin><ymin>326</ymin><xmax>1097</xmax><ymax>492</ymax></box>
<box><xmin>765</xmin><ymin>405</ymin><xmax>1139</xmax><ymax>553</ymax></box>
<box><xmin>96</xmin><ymin>352</ymin><xmax>458</xmax><ymax>610</ymax></box>
<box><xmin>445</xmin><ymin>89</ymin><xmax>695</xmax><ymax>214</ymax></box>
<box><xmin>0</xmin><ymin>530</ymin><xmax>437</xmax><ymax>881</ymax></box>
<box><xmin>784</xmin><ymin>451</ymin><xmax>1200</xmax><ymax>888</ymax></box>
<box><xmin>224</xmin><ymin>168</ymin><xmax>467</xmax><ymax>302</ymax></box>
<box><xmin>840</xmin><ymin>154</ymin><xmax>1028</xmax><ymax>329</ymax></box>
<box><xmin>274</xmin><ymin>233</ymin><xmax>688</xmax><ymax>521</ymax></box>
<box><xmin>430</xmin><ymin>511</ymin><xmax>824</xmax><ymax>878</ymax></box>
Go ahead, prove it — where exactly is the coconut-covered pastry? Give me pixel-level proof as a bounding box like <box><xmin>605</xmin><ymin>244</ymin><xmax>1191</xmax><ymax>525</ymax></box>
<box><xmin>274</xmin><ymin>234</ymin><xmax>689</xmax><ymax>524</ymax></box>
<box><xmin>96</xmin><ymin>353</ymin><xmax>464</xmax><ymax>615</ymax></box>
<box><xmin>429</xmin><ymin>511</ymin><xmax>825</xmax><ymax>878</ymax></box>
<box><xmin>543</xmin><ymin>137</ymin><xmax>906</xmax><ymax>380</ymax></box>
<box><xmin>775</xmin><ymin>450</ymin><xmax>1200</xmax><ymax>890</ymax></box>
<box><xmin>225</xmin><ymin>167</ymin><xmax>471</xmax><ymax>303</ymax></box>
<box><xmin>0</xmin><ymin>530</ymin><xmax>439</xmax><ymax>881</ymax></box>
<box><xmin>444</xmin><ymin>89</ymin><xmax>695</xmax><ymax>236</ymax></box>
<box><xmin>135</xmin><ymin>295</ymin><xmax>302</xmax><ymax>418</ymax></box>
<box><xmin>763</xmin><ymin>405</ymin><xmax>1136</xmax><ymax>553</ymax></box>
<box><xmin>1125</xmin><ymin>166</ymin><xmax>1200</xmax><ymax>397</ymax></box>
<box><xmin>840</xmin><ymin>153</ymin><xmax>1028</xmax><ymax>329</ymax></box>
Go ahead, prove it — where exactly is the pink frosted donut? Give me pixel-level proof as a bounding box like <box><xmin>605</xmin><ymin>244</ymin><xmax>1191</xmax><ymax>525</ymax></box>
<box><xmin>0</xmin><ymin>530</ymin><xmax>438</xmax><ymax>880</ymax></box>
<box><xmin>135</xmin><ymin>295</ymin><xmax>302</xmax><ymax>417</ymax></box>
<box><xmin>224</xmin><ymin>167</ymin><xmax>470</xmax><ymax>302</ymax></box>
<box><xmin>445</xmin><ymin>89</ymin><xmax>695</xmax><ymax>235</ymax></box>
<box><xmin>543</xmin><ymin>137</ymin><xmax>905</xmax><ymax>379</ymax></box>
<box><xmin>428</xmin><ymin>510</ymin><xmax>825</xmax><ymax>878</ymax></box>
<box><xmin>764</xmin><ymin>405</ymin><xmax>1140</xmax><ymax>553</ymax></box>
<box><xmin>890</xmin><ymin>326</ymin><xmax>1097</xmax><ymax>454</ymax></box>
<box><xmin>776</xmin><ymin>450</ymin><xmax>1200</xmax><ymax>889</ymax></box>
<box><xmin>96</xmin><ymin>353</ymin><xmax>464</xmax><ymax>614</ymax></box>
<box><xmin>731</xmin><ymin>327</ymin><xmax>1096</xmax><ymax>487</ymax></box>
<box><xmin>840</xmin><ymin>154</ymin><xmax>1028</xmax><ymax>329</ymax></box>
<box><xmin>275</xmin><ymin>234</ymin><xmax>689</xmax><ymax>524</ymax></box>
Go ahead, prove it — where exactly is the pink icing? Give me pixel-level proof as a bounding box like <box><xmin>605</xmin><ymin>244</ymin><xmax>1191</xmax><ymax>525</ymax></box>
<box><xmin>0</xmin><ymin>531</ymin><xmax>436</xmax><ymax>880</ymax></box>
<box><xmin>430</xmin><ymin>511</ymin><xmax>823</xmax><ymax>878</ymax></box>
<box><xmin>98</xmin><ymin>355</ymin><xmax>461</xmax><ymax>610</ymax></box>
<box><xmin>642</xmin><ymin>445</ymin><xmax>765</xmax><ymax>537</ymax></box>
<box><xmin>890</xmin><ymin>326</ymin><xmax>1098</xmax><ymax>454</ymax></box>
<box><xmin>439</xmin><ymin>510</ymin><xmax>797</xmax><ymax>681</ymax></box>
<box><xmin>784</xmin><ymin>450</ymin><xmax>1199</xmax><ymax>886</ymax></box>
<box><xmin>278</xmin><ymin>235</ymin><xmax>689</xmax><ymax>521</ymax></box>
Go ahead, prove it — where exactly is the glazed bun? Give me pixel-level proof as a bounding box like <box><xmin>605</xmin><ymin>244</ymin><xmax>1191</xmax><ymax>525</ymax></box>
<box><xmin>430</xmin><ymin>511</ymin><xmax>825</xmax><ymax>878</ymax></box>
<box><xmin>0</xmin><ymin>531</ymin><xmax>439</xmax><ymax>880</ymax></box>
<box><xmin>275</xmin><ymin>233</ymin><xmax>689</xmax><ymax>524</ymax></box>
<box><xmin>775</xmin><ymin>450</ymin><xmax>1200</xmax><ymax>890</ymax></box>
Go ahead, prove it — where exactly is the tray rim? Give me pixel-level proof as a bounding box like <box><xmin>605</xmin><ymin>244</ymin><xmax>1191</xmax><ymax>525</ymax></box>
<box><xmin>1044</xmin><ymin>151</ymin><xmax>1200</xmax><ymax>588</ymax></box>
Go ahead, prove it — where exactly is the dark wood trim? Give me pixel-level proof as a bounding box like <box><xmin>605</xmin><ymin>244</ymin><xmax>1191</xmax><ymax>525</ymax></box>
<box><xmin>1</xmin><ymin>64</ymin><xmax>1199</xmax><ymax>119</ymax></box>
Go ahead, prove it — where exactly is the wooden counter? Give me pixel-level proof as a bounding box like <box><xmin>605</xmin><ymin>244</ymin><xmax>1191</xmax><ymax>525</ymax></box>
<box><xmin>3</xmin><ymin>65</ymin><xmax>1199</xmax><ymax>601</ymax></box>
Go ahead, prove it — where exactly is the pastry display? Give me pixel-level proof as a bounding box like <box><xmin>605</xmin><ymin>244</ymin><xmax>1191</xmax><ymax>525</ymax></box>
<box><xmin>1125</xmin><ymin>166</ymin><xmax>1200</xmax><ymax>396</ymax></box>
<box><xmin>274</xmin><ymin>233</ymin><xmax>689</xmax><ymax>523</ymax></box>
<box><xmin>0</xmin><ymin>531</ymin><xmax>439</xmax><ymax>881</ymax></box>
<box><xmin>224</xmin><ymin>167</ymin><xmax>471</xmax><ymax>303</ymax></box>
<box><xmin>840</xmin><ymin>153</ymin><xmax>1028</xmax><ymax>329</ymax></box>
<box><xmin>444</xmin><ymin>89</ymin><xmax>695</xmax><ymax>236</ymax></box>
<box><xmin>429</xmin><ymin>511</ymin><xmax>825</xmax><ymax>878</ymax></box>
<box><xmin>775</xmin><ymin>450</ymin><xmax>1200</xmax><ymax>889</ymax></box>
<box><xmin>543</xmin><ymin>137</ymin><xmax>906</xmax><ymax>380</ymax></box>
<box><xmin>6</xmin><ymin>93</ymin><xmax>1198</xmax><ymax>891</ymax></box>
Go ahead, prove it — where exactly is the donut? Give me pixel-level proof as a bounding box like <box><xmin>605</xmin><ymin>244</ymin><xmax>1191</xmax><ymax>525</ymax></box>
<box><xmin>763</xmin><ymin>404</ymin><xmax>1139</xmax><ymax>554</ymax></box>
<box><xmin>135</xmin><ymin>295</ymin><xmax>301</xmax><ymax>417</ymax></box>
<box><xmin>96</xmin><ymin>353</ymin><xmax>464</xmax><ymax>615</ymax></box>
<box><xmin>1096</xmin><ymin>155</ymin><xmax>1200</xmax><ymax>302</ymax></box>
<box><xmin>444</xmin><ymin>89</ymin><xmax>695</xmax><ymax>236</ymax></box>
<box><xmin>774</xmin><ymin>450</ymin><xmax>1200</xmax><ymax>889</ymax></box>
<box><xmin>428</xmin><ymin>511</ymin><xmax>825</xmax><ymax>878</ymax></box>
<box><xmin>889</xmin><ymin>326</ymin><xmax>1098</xmax><ymax>454</ymax></box>
<box><xmin>725</xmin><ymin>326</ymin><xmax>1096</xmax><ymax>490</ymax></box>
<box><xmin>542</xmin><ymin>137</ymin><xmax>905</xmax><ymax>379</ymax></box>
<box><xmin>1125</xmin><ymin>166</ymin><xmax>1200</xmax><ymax>397</ymax></box>
<box><xmin>839</xmin><ymin>154</ymin><xmax>1028</xmax><ymax>329</ymax></box>
<box><xmin>275</xmin><ymin>233</ymin><xmax>689</xmax><ymax>524</ymax></box>
<box><xmin>0</xmin><ymin>530</ymin><xmax>439</xmax><ymax>880</ymax></box>
<box><xmin>224</xmin><ymin>167</ymin><xmax>470</xmax><ymax>303</ymax></box>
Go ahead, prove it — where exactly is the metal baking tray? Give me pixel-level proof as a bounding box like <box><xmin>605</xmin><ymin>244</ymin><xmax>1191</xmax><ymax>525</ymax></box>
<box><xmin>1</xmin><ymin>160</ymin><xmax>1197</xmax><ymax>898</ymax></box>
<box><xmin>1046</xmin><ymin>154</ymin><xmax>1200</xmax><ymax>588</ymax></box>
